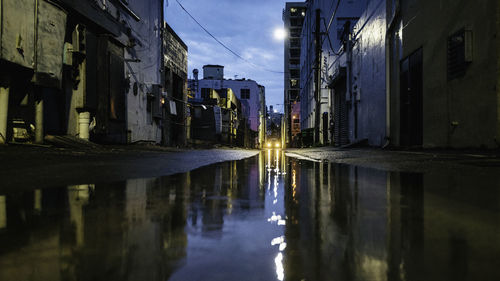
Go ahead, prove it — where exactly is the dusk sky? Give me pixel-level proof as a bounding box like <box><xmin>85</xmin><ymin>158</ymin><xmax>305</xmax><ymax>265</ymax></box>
<box><xmin>165</xmin><ymin>0</ymin><xmax>289</xmax><ymax>112</ymax></box>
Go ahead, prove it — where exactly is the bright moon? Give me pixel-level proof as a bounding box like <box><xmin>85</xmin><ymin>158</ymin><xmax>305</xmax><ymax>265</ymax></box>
<box><xmin>274</xmin><ymin>28</ymin><xmax>287</xmax><ymax>40</ymax></box>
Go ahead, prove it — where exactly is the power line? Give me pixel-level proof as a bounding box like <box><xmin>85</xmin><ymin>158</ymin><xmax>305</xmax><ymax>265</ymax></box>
<box><xmin>174</xmin><ymin>0</ymin><xmax>284</xmax><ymax>74</ymax></box>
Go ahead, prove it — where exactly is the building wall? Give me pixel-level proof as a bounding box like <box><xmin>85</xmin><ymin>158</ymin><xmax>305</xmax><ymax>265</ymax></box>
<box><xmin>350</xmin><ymin>0</ymin><xmax>387</xmax><ymax>146</ymax></box>
<box><xmin>164</xmin><ymin>22</ymin><xmax>188</xmax><ymax>146</ymax></box>
<box><xmin>299</xmin><ymin>0</ymin><xmax>367</xmax><ymax>145</ymax></box>
<box><xmin>123</xmin><ymin>0</ymin><xmax>163</xmax><ymax>143</ymax></box>
<box><xmin>391</xmin><ymin>0</ymin><xmax>500</xmax><ymax>148</ymax></box>
<box><xmin>196</xmin><ymin>78</ymin><xmax>262</xmax><ymax>133</ymax></box>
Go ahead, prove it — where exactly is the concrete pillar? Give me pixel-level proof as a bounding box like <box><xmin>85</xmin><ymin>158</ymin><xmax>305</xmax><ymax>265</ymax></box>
<box><xmin>0</xmin><ymin>86</ymin><xmax>9</xmax><ymax>144</ymax></box>
<box><xmin>0</xmin><ymin>196</ymin><xmax>6</xmax><ymax>229</ymax></box>
<box><xmin>35</xmin><ymin>99</ymin><xmax>44</xmax><ymax>143</ymax></box>
<box><xmin>78</xmin><ymin>111</ymin><xmax>90</xmax><ymax>140</ymax></box>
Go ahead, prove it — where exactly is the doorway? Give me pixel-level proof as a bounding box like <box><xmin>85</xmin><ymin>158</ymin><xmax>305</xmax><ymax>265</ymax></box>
<box><xmin>400</xmin><ymin>48</ymin><xmax>423</xmax><ymax>146</ymax></box>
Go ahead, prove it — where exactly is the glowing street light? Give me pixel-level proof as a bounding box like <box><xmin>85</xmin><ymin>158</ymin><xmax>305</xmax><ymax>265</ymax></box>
<box><xmin>273</xmin><ymin>28</ymin><xmax>287</xmax><ymax>40</ymax></box>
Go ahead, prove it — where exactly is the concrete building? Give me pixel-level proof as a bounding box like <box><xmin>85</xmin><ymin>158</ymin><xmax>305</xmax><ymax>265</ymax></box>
<box><xmin>163</xmin><ymin>22</ymin><xmax>188</xmax><ymax>147</ymax></box>
<box><xmin>0</xmin><ymin>0</ymin><xmax>169</xmax><ymax>145</ymax></box>
<box><xmin>283</xmin><ymin>2</ymin><xmax>307</xmax><ymax>148</ymax></box>
<box><xmin>189</xmin><ymin>87</ymin><xmax>242</xmax><ymax>146</ymax></box>
<box><xmin>328</xmin><ymin>0</ymin><xmax>386</xmax><ymax>147</ymax></box>
<box><xmin>299</xmin><ymin>0</ymin><xmax>367</xmax><ymax>146</ymax></box>
<box><xmin>309</xmin><ymin>0</ymin><xmax>500</xmax><ymax>148</ymax></box>
<box><xmin>192</xmin><ymin>65</ymin><xmax>266</xmax><ymax>147</ymax></box>
<box><xmin>119</xmin><ymin>0</ymin><xmax>164</xmax><ymax>144</ymax></box>
<box><xmin>385</xmin><ymin>0</ymin><xmax>500</xmax><ymax>148</ymax></box>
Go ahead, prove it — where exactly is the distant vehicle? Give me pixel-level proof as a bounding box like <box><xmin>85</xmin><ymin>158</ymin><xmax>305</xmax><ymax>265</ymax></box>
<box><xmin>265</xmin><ymin>138</ymin><xmax>281</xmax><ymax>149</ymax></box>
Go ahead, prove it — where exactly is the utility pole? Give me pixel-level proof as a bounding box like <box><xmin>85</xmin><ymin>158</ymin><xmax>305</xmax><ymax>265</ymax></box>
<box><xmin>314</xmin><ymin>9</ymin><xmax>322</xmax><ymax>144</ymax></box>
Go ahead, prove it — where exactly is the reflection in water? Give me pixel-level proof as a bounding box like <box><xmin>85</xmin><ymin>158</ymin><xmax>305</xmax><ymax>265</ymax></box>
<box><xmin>0</xmin><ymin>152</ymin><xmax>500</xmax><ymax>281</ymax></box>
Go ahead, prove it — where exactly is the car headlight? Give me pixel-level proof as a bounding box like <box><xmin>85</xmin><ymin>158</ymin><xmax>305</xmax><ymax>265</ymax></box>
<box><xmin>267</xmin><ymin>142</ymin><xmax>272</xmax><ymax>147</ymax></box>
<box><xmin>275</xmin><ymin>142</ymin><xmax>280</xmax><ymax>148</ymax></box>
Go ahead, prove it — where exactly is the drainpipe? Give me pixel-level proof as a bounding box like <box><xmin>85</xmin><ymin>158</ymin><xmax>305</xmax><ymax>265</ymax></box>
<box><xmin>384</xmin><ymin>0</ymin><xmax>400</xmax><ymax>147</ymax></box>
<box><xmin>0</xmin><ymin>86</ymin><xmax>9</xmax><ymax>144</ymax></box>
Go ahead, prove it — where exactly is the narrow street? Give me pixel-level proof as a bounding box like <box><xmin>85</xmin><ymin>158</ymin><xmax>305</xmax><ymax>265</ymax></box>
<box><xmin>0</xmin><ymin>148</ymin><xmax>499</xmax><ymax>281</ymax></box>
<box><xmin>1</xmin><ymin>0</ymin><xmax>500</xmax><ymax>280</ymax></box>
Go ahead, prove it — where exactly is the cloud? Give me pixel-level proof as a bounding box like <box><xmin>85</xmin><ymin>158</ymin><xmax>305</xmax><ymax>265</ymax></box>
<box><xmin>166</xmin><ymin>0</ymin><xmax>289</xmax><ymax>110</ymax></box>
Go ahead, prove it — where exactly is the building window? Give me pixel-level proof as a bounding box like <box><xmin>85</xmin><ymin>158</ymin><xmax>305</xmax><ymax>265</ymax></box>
<box><xmin>289</xmin><ymin>90</ymin><xmax>299</xmax><ymax>100</ymax></box>
<box><xmin>290</xmin><ymin>28</ymin><xmax>301</xmax><ymax>37</ymax></box>
<box><xmin>290</xmin><ymin>39</ymin><xmax>300</xmax><ymax>48</ymax></box>
<box><xmin>241</xmin><ymin>88</ymin><xmax>250</xmax><ymax>99</ymax></box>
<box><xmin>290</xmin><ymin>79</ymin><xmax>299</xmax><ymax>88</ymax></box>
<box><xmin>290</xmin><ymin>49</ymin><xmax>300</xmax><ymax>58</ymax></box>
<box><xmin>290</xmin><ymin>69</ymin><xmax>300</xmax><ymax>78</ymax></box>
<box><xmin>447</xmin><ymin>28</ymin><xmax>472</xmax><ymax>80</ymax></box>
<box><xmin>290</xmin><ymin>18</ymin><xmax>303</xmax><ymax>27</ymax></box>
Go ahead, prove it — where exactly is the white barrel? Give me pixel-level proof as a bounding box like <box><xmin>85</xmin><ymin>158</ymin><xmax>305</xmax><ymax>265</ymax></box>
<box><xmin>0</xmin><ymin>87</ymin><xmax>9</xmax><ymax>144</ymax></box>
<box><xmin>79</xmin><ymin>112</ymin><xmax>90</xmax><ymax>140</ymax></box>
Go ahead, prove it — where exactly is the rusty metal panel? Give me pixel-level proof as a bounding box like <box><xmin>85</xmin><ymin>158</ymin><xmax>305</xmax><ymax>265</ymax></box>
<box><xmin>0</xmin><ymin>0</ymin><xmax>35</xmax><ymax>69</ymax></box>
<box><xmin>34</xmin><ymin>0</ymin><xmax>67</xmax><ymax>87</ymax></box>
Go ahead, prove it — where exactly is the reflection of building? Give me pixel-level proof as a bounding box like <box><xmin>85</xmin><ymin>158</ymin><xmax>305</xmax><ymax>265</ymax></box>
<box><xmin>283</xmin><ymin>2</ymin><xmax>306</xmax><ymax>148</ymax></box>
<box><xmin>283</xmin><ymin>159</ymin><xmax>500</xmax><ymax>281</ymax></box>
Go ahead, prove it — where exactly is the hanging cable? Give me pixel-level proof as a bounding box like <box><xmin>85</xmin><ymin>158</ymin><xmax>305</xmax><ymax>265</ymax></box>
<box><xmin>174</xmin><ymin>0</ymin><xmax>284</xmax><ymax>74</ymax></box>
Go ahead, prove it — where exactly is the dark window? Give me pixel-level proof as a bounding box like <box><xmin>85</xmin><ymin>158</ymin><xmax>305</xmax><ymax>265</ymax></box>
<box><xmin>447</xmin><ymin>29</ymin><xmax>472</xmax><ymax>80</ymax></box>
<box><xmin>290</xmin><ymin>18</ymin><xmax>303</xmax><ymax>27</ymax></box>
<box><xmin>290</xmin><ymin>59</ymin><xmax>300</xmax><ymax>65</ymax></box>
<box><xmin>290</xmin><ymin>39</ymin><xmax>300</xmax><ymax>48</ymax></box>
<box><xmin>289</xmin><ymin>90</ymin><xmax>299</xmax><ymax>100</ymax></box>
<box><xmin>293</xmin><ymin>118</ymin><xmax>300</xmax><ymax>123</ymax></box>
<box><xmin>290</xmin><ymin>69</ymin><xmax>300</xmax><ymax>78</ymax></box>
<box><xmin>240</xmin><ymin>88</ymin><xmax>250</xmax><ymax>99</ymax></box>
<box><xmin>290</xmin><ymin>28</ymin><xmax>301</xmax><ymax>37</ymax></box>
<box><xmin>290</xmin><ymin>49</ymin><xmax>300</xmax><ymax>58</ymax></box>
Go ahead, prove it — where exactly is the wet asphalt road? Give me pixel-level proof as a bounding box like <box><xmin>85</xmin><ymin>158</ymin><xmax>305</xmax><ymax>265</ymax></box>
<box><xmin>0</xmin><ymin>149</ymin><xmax>499</xmax><ymax>281</ymax></box>
<box><xmin>0</xmin><ymin>146</ymin><xmax>259</xmax><ymax>190</ymax></box>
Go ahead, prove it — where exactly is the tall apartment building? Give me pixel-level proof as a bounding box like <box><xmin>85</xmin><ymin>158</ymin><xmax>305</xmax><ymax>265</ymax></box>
<box><xmin>283</xmin><ymin>2</ymin><xmax>307</xmax><ymax>148</ymax></box>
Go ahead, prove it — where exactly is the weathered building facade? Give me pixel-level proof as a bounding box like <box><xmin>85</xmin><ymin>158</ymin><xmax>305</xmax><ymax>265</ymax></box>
<box><xmin>163</xmin><ymin>22</ymin><xmax>188</xmax><ymax>146</ymax></box>
<box><xmin>298</xmin><ymin>0</ymin><xmax>367</xmax><ymax>146</ymax></box>
<box><xmin>0</xmin><ymin>0</ymin><xmax>174</xmax><ymax>146</ymax></box>
<box><xmin>192</xmin><ymin>65</ymin><xmax>266</xmax><ymax>147</ymax></box>
<box><xmin>298</xmin><ymin>0</ymin><xmax>500</xmax><ymax>148</ymax></box>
